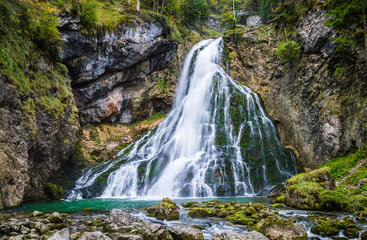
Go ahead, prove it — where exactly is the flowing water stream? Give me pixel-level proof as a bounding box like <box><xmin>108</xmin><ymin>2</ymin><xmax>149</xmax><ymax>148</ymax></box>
<box><xmin>67</xmin><ymin>38</ymin><xmax>297</xmax><ymax>200</ymax></box>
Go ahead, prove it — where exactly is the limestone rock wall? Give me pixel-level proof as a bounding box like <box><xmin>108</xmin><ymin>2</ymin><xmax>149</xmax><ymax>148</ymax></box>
<box><xmin>225</xmin><ymin>10</ymin><xmax>367</xmax><ymax>168</ymax></box>
<box><xmin>60</xmin><ymin>19</ymin><xmax>178</xmax><ymax>125</ymax></box>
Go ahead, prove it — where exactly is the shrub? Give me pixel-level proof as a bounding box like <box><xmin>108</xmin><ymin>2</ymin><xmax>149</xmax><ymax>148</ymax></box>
<box><xmin>80</xmin><ymin>0</ymin><xmax>98</xmax><ymax>29</ymax></box>
<box><xmin>220</xmin><ymin>12</ymin><xmax>237</xmax><ymax>30</ymax></box>
<box><xmin>275</xmin><ymin>40</ymin><xmax>302</xmax><ymax>61</ymax></box>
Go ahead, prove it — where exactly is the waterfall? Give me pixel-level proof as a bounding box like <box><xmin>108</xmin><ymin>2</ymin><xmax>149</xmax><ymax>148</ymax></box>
<box><xmin>67</xmin><ymin>38</ymin><xmax>297</xmax><ymax>199</ymax></box>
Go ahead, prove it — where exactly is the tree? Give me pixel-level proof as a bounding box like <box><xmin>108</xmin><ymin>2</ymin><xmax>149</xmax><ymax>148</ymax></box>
<box><xmin>181</xmin><ymin>0</ymin><xmax>209</xmax><ymax>33</ymax></box>
<box><xmin>220</xmin><ymin>12</ymin><xmax>237</xmax><ymax>29</ymax></box>
<box><xmin>326</xmin><ymin>0</ymin><xmax>367</xmax><ymax>60</ymax></box>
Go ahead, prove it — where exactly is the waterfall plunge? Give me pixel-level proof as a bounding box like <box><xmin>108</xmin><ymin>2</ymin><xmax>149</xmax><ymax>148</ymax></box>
<box><xmin>67</xmin><ymin>38</ymin><xmax>297</xmax><ymax>199</ymax></box>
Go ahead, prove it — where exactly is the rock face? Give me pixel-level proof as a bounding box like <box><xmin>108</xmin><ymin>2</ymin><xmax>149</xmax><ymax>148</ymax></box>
<box><xmin>212</xmin><ymin>231</ymin><xmax>269</xmax><ymax>240</ymax></box>
<box><xmin>60</xmin><ymin>17</ymin><xmax>178</xmax><ymax>125</ymax></box>
<box><xmin>252</xmin><ymin>215</ymin><xmax>308</xmax><ymax>240</ymax></box>
<box><xmin>48</xmin><ymin>228</ymin><xmax>70</xmax><ymax>240</ymax></box>
<box><xmin>147</xmin><ymin>197</ymin><xmax>180</xmax><ymax>220</ymax></box>
<box><xmin>0</xmin><ymin>74</ymin><xmax>78</xmax><ymax>208</ymax></box>
<box><xmin>226</xmin><ymin>9</ymin><xmax>367</xmax><ymax>168</ymax></box>
<box><xmin>169</xmin><ymin>225</ymin><xmax>204</xmax><ymax>240</ymax></box>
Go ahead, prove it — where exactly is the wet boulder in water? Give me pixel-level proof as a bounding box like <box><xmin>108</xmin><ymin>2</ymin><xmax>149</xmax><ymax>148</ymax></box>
<box><xmin>212</xmin><ymin>231</ymin><xmax>269</xmax><ymax>240</ymax></box>
<box><xmin>252</xmin><ymin>215</ymin><xmax>307</xmax><ymax>240</ymax></box>
<box><xmin>147</xmin><ymin>198</ymin><xmax>180</xmax><ymax>220</ymax></box>
<box><xmin>168</xmin><ymin>225</ymin><xmax>204</xmax><ymax>240</ymax></box>
<box><xmin>106</xmin><ymin>209</ymin><xmax>144</xmax><ymax>231</ymax></box>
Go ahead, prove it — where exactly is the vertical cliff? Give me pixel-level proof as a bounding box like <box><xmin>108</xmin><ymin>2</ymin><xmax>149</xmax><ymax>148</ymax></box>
<box><xmin>225</xmin><ymin>10</ymin><xmax>367</xmax><ymax>168</ymax></box>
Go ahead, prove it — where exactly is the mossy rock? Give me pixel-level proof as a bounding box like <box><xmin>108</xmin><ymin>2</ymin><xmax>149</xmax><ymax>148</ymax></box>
<box><xmin>182</xmin><ymin>201</ymin><xmax>199</xmax><ymax>208</ymax></box>
<box><xmin>344</xmin><ymin>227</ymin><xmax>359</xmax><ymax>238</ymax></box>
<box><xmin>225</xmin><ymin>212</ymin><xmax>256</xmax><ymax>226</ymax></box>
<box><xmin>253</xmin><ymin>215</ymin><xmax>308</xmax><ymax>240</ymax></box>
<box><xmin>245</xmin><ymin>206</ymin><xmax>257</xmax><ymax>215</ymax></box>
<box><xmin>147</xmin><ymin>197</ymin><xmax>179</xmax><ymax>220</ymax></box>
<box><xmin>44</xmin><ymin>183</ymin><xmax>64</xmax><ymax>200</ymax></box>
<box><xmin>188</xmin><ymin>208</ymin><xmax>214</xmax><ymax>218</ymax></box>
<box><xmin>311</xmin><ymin>220</ymin><xmax>339</xmax><ymax>236</ymax></box>
<box><xmin>270</xmin><ymin>203</ymin><xmax>284</xmax><ymax>208</ymax></box>
<box><xmin>275</xmin><ymin>193</ymin><xmax>286</xmax><ymax>203</ymax></box>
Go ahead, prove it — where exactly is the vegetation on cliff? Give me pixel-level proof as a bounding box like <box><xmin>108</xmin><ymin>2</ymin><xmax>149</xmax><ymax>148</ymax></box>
<box><xmin>280</xmin><ymin>145</ymin><xmax>367</xmax><ymax>213</ymax></box>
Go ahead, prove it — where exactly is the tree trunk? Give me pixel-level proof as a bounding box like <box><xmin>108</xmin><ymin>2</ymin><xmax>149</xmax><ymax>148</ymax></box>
<box><xmin>153</xmin><ymin>0</ymin><xmax>156</xmax><ymax>11</ymax></box>
<box><xmin>233</xmin><ymin>0</ymin><xmax>235</xmax><ymax>18</ymax></box>
<box><xmin>137</xmin><ymin>0</ymin><xmax>140</xmax><ymax>11</ymax></box>
<box><xmin>161</xmin><ymin>0</ymin><xmax>165</xmax><ymax>14</ymax></box>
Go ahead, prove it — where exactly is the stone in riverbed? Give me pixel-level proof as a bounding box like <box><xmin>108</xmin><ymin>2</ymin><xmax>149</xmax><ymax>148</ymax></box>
<box><xmin>48</xmin><ymin>212</ymin><xmax>63</xmax><ymax>223</ymax></box>
<box><xmin>252</xmin><ymin>215</ymin><xmax>307</xmax><ymax>240</ymax></box>
<box><xmin>212</xmin><ymin>231</ymin><xmax>269</xmax><ymax>240</ymax></box>
<box><xmin>33</xmin><ymin>211</ymin><xmax>43</xmax><ymax>217</ymax></box>
<box><xmin>168</xmin><ymin>225</ymin><xmax>204</xmax><ymax>240</ymax></box>
<box><xmin>147</xmin><ymin>197</ymin><xmax>180</xmax><ymax>220</ymax></box>
<box><xmin>48</xmin><ymin>228</ymin><xmax>70</xmax><ymax>240</ymax></box>
<box><xmin>187</xmin><ymin>208</ymin><xmax>214</xmax><ymax>218</ymax></box>
<box><xmin>78</xmin><ymin>231</ymin><xmax>112</xmax><ymax>240</ymax></box>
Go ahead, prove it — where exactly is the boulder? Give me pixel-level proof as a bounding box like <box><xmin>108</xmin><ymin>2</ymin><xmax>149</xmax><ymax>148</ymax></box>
<box><xmin>252</xmin><ymin>215</ymin><xmax>307</xmax><ymax>240</ymax></box>
<box><xmin>79</xmin><ymin>231</ymin><xmax>112</xmax><ymax>240</ymax></box>
<box><xmin>147</xmin><ymin>198</ymin><xmax>180</xmax><ymax>220</ymax></box>
<box><xmin>297</xmin><ymin>9</ymin><xmax>335</xmax><ymax>53</ymax></box>
<box><xmin>169</xmin><ymin>225</ymin><xmax>204</xmax><ymax>240</ymax></box>
<box><xmin>311</xmin><ymin>220</ymin><xmax>339</xmax><ymax>236</ymax></box>
<box><xmin>105</xmin><ymin>209</ymin><xmax>143</xmax><ymax>232</ymax></box>
<box><xmin>48</xmin><ymin>212</ymin><xmax>63</xmax><ymax>223</ymax></box>
<box><xmin>187</xmin><ymin>208</ymin><xmax>214</xmax><ymax>218</ymax></box>
<box><xmin>212</xmin><ymin>231</ymin><xmax>269</xmax><ymax>240</ymax></box>
<box><xmin>48</xmin><ymin>228</ymin><xmax>70</xmax><ymax>240</ymax></box>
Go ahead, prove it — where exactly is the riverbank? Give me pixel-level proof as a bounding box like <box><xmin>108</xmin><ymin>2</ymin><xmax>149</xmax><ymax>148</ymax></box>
<box><xmin>1</xmin><ymin>198</ymin><xmax>367</xmax><ymax>239</ymax></box>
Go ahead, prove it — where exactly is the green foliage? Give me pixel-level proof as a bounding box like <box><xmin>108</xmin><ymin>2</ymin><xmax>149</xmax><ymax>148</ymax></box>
<box><xmin>321</xmin><ymin>145</ymin><xmax>367</xmax><ymax>180</ymax></box>
<box><xmin>275</xmin><ymin>40</ymin><xmax>302</xmax><ymax>61</ymax></box>
<box><xmin>157</xmin><ymin>78</ymin><xmax>167</xmax><ymax>93</ymax></box>
<box><xmin>334</xmin><ymin>67</ymin><xmax>346</xmax><ymax>79</ymax></box>
<box><xmin>326</xmin><ymin>0</ymin><xmax>367</xmax><ymax>31</ymax></box>
<box><xmin>180</xmin><ymin>0</ymin><xmax>209</xmax><ymax>32</ymax></box>
<box><xmin>332</xmin><ymin>36</ymin><xmax>354</xmax><ymax>53</ymax></box>
<box><xmin>220</xmin><ymin>12</ymin><xmax>237</xmax><ymax>29</ymax></box>
<box><xmin>44</xmin><ymin>182</ymin><xmax>64</xmax><ymax>200</ymax></box>
<box><xmin>80</xmin><ymin>0</ymin><xmax>98</xmax><ymax>29</ymax></box>
<box><xmin>0</xmin><ymin>0</ymin><xmax>77</xmax><ymax>137</ymax></box>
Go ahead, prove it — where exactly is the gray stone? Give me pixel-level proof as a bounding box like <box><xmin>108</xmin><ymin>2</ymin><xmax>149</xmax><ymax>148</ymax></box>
<box><xmin>297</xmin><ymin>9</ymin><xmax>336</xmax><ymax>53</ymax></box>
<box><xmin>212</xmin><ymin>231</ymin><xmax>269</xmax><ymax>240</ymax></box>
<box><xmin>33</xmin><ymin>211</ymin><xmax>43</xmax><ymax>217</ymax></box>
<box><xmin>78</xmin><ymin>231</ymin><xmax>112</xmax><ymax>240</ymax></box>
<box><xmin>169</xmin><ymin>225</ymin><xmax>204</xmax><ymax>240</ymax></box>
<box><xmin>48</xmin><ymin>212</ymin><xmax>63</xmax><ymax>223</ymax></box>
<box><xmin>48</xmin><ymin>228</ymin><xmax>70</xmax><ymax>240</ymax></box>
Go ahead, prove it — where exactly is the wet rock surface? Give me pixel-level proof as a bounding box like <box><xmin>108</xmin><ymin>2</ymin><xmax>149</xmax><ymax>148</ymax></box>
<box><xmin>147</xmin><ymin>198</ymin><xmax>180</xmax><ymax>220</ymax></box>
<box><xmin>2</xmin><ymin>199</ymin><xmax>367</xmax><ymax>239</ymax></box>
<box><xmin>60</xmin><ymin>18</ymin><xmax>178</xmax><ymax>125</ymax></box>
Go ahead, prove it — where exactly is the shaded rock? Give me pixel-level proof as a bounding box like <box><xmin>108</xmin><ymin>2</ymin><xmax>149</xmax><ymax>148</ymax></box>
<box><xmin>297</xmin><ymin>9</ymin><xmax>335</xmax><ymax>53</ymax></box>
<box><xmin>48</xmin><ymin>228</ymin><xmax>70</xmax><ymax>240</ymax></box>
<box><xmin>361</xmin><ymin>231</ymin><xmax>367</xmax><ymax>240</ymax></box>
<box><xmin>344</xmin><ymin>227</ymin><xmax>359</xmax><ymax>238</ymax></box>
<box><xmin>252</xmin><ymin>215</ymin><xmax>307</xmax><ymax>240</ymax></box>
<box><xmin>169</xmin><ymin>225</ymin><xmax>204</xmax><ymax>240</ymax></box>
<box><xmin>147</xmin><ymin>198</ymin><xmax>179</xmax><ymax>220</ymax></box>
<box><xmin>142</xmin><ymin>223</ymin><xmax>173</xmax><ymax>240</ymax></box>
<box><xmin>79</xmin><ymin>231</ymin><xmax>112</xmax><ymax>240</ymax></box>
<box><xmin>48</xmin><ymin>212</ymin><xmax>63</xmax><ymax>223</ymax></box>
<box><xmin>212</xmin><ymin>231</ymin><xmax>269</xmax><ymax>240</ymax></box>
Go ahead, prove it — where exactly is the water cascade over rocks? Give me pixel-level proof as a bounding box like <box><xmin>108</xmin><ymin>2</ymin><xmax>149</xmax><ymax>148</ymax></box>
<box><xmin>67</xmin><ymin>38</ymin><xmax>297</xmax><ymax>199</ymax></box>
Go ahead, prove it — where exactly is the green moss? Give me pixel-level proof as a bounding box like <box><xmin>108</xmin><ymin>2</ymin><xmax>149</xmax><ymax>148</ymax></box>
<box><xmin>321</xmin><ymin>145</ymin><xmax>367</xmax><ymax>180</ymax></box>
<box><xmin>270</xmin><ymin>203</ymin><xmax>284</xmax><ymax>208</ymax></box>
<box><xmin>311</xmin><ymin>220</ymin><xmax>339</xmax><ymax>236</ymax></box>
<box><xmin>188</xmin><ymin>208</ymin><xmax>214</xmax><ymax>218</ymax></box>
<box><xmin>44</xmin><ymin>183</ymin><xmax>64</xmax><ymax>200</ymax></box>
<box><xmin>275</xmin><ymin>193</ymin><xmax>285</xmax><ymax>203</ymax></box>
<box><xmin>225</xmin><ymin>212</ymin><xmax>256</xmax><ymax>226</ymax></box>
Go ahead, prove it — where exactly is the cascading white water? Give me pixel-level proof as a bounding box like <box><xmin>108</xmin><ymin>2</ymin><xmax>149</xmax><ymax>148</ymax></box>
<box><xmin>67</xmin><ymin>38</ymin><xmax>297</xmax><ymax>199</ymax></box>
